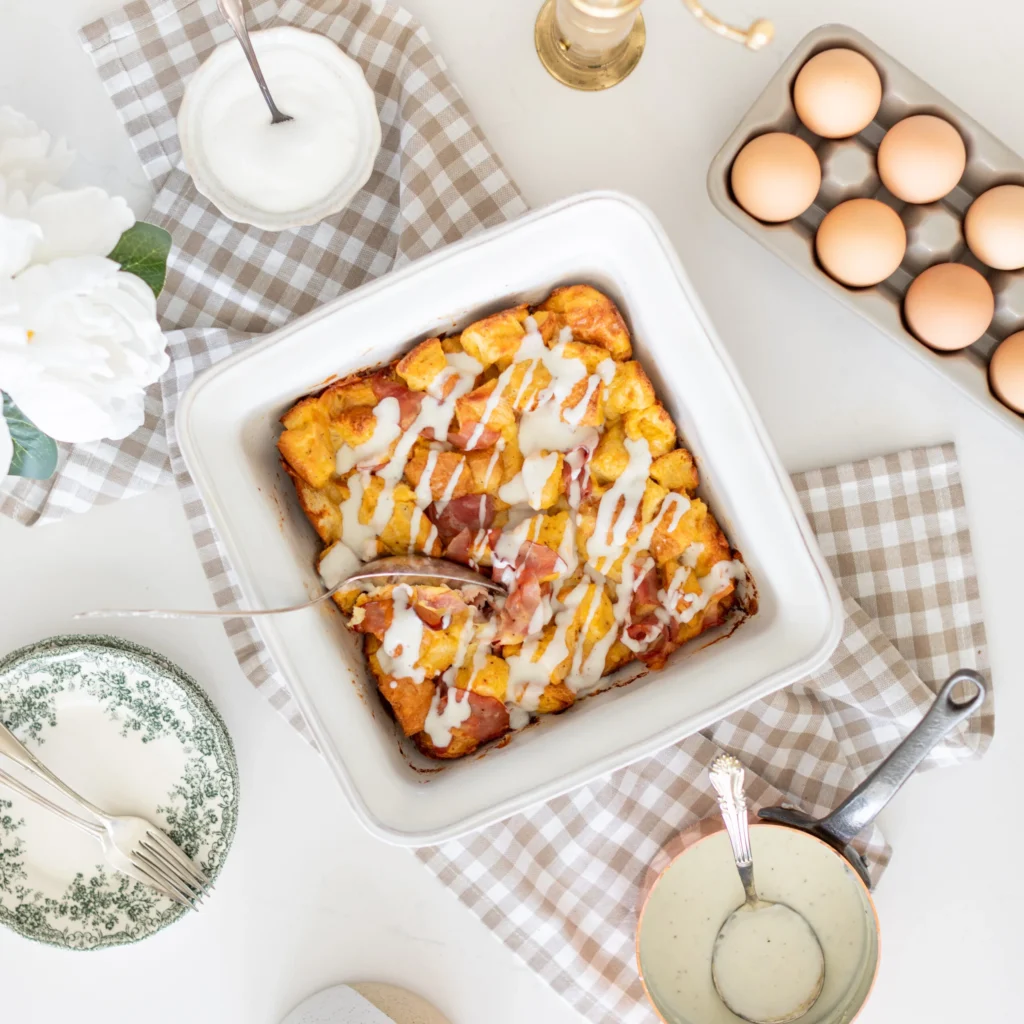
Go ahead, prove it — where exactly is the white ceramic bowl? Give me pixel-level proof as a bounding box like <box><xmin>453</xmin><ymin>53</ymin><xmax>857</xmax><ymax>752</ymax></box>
<box><xmin>177</xmin><ymin>192</ymin><xmax>843</xmax><ymax>845</ymax></box>
<box><xmin>177</xmin><ymin>26</ymin><xmax>381</xmax><ymax>231</ymax></box>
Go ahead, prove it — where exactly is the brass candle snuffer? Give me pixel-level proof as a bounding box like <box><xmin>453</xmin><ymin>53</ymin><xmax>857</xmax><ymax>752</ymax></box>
<box><xmin>535</xmin><ymin>0</ymin><xmax>774</xmax><ymax>91</ymax></box>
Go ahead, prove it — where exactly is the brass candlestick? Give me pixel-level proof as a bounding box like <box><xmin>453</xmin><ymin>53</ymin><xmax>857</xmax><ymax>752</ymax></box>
<box><xmin>534</xmin><ymin>0</ymin><xmax>646</xmax><ymax>92</ymax></box>
<box><xmin>535</xmin><ymin>0</ymin><xmax>774</xmax><ymax>92</ymax></box>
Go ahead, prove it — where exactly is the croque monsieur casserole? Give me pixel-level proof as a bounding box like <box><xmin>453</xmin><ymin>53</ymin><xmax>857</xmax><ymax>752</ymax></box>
<box><xmin>278</xmin><ymin>285</ymin><xmax>753</xmax><ymax>760</ymax></box>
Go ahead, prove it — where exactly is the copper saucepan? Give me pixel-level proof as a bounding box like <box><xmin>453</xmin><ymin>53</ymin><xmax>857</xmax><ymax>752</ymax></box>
<box><xmin>636</xmin><ymin>669</ymin><xmax>986</xmax><ymax>1024</ymax></box>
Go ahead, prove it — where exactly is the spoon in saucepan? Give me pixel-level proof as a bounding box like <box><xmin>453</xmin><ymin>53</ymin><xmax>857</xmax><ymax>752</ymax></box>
<box><xmin>708</xmin><ymin>754</ymin><xmax>825</xmax><ymax>1024</ymax></box>
<box><xmin>217</xmin><ymin>0</ymin><xmax>293</xmax><ymax>124</ymax></box>
<box><xmin>75</xmin><ymin>555</ymin><xmax>505</xmax><ymax>620</ymax></box>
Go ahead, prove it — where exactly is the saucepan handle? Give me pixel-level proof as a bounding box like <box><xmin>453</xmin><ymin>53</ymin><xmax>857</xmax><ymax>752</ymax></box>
<box><xmin>814</xmin><ymin>668</ymin><xmax>986</xmax><ymax>846</ymax></box>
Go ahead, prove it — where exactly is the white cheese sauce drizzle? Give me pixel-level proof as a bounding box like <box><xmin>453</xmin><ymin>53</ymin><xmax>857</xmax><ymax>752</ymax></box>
<box><xmin>375</xmin><ymin>586</ymin><xmax>425</xmax><ymax>684</ymax></box>
<box><xmin>330</xmin><ymin>316</ymin><xmax>745</xmax><ymax>742</ymax></box>
<box><xmin>336</xmin><ymin>350</ymin><xmax>481</xmax><ymax>562</ymax></box>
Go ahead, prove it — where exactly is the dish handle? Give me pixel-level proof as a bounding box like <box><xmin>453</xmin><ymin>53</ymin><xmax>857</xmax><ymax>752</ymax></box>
<box><xmin>761</xmin><ymin>668</ymin><xmax>985</xmax><ymax>849</ymax></box>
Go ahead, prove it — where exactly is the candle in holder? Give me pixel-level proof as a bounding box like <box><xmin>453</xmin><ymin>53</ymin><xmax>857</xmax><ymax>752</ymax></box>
<box><xmin>534</xmin><ymin>0</ymin><xmax>646</xmax><ymax>91</ymax></box>
<box><xmin>535</xmin><ymin>0</ymin><xmax>773</xmax><ymax>91</ymax></box>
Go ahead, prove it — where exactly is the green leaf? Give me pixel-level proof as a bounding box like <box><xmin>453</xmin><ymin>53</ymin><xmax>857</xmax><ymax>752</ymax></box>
<box><xmin>3</xmin><ymin>393</ymin><xmax>58</xmax><ymax>480</ymax></box>
<box><xmin>108</xmin><ymin>222</ymin><xmax>172</xmax><ymax>298</ymax></box>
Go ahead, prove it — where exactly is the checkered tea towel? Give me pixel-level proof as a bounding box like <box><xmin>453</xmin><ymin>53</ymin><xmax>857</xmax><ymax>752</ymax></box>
<box><xmin>0</xmin><ymin>4</ymin><xmax>992</xmax><ymax>1020</ymax></box>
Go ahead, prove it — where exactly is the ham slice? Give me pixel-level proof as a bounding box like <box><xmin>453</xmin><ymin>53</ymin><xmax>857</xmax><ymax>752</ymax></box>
<box><xmin>494</xmin><ymin>538</ymin><xmax>563</xmax><ymax>581</ymax></box>
<box><xmin>496</xmin><ymin>575</ymin><xmax>544</xmax><ymax>644</ymax></box>
<box><xmin>349</xmin><ymin>598</ymin><xmax>392</xmax><ymax>639</ymax></box>
<box><xmin>429</xmin><ymin>494</ymin><xmax>496</xmax><ymax>547</ymax></box>
<box><xmin>562</xmin><ymin>442</ymin><xmax>594</xmax><ymax>506</ymax></box>
<box><xmin>414</xmin><ymin>687</ymin><xmax>511</xmax><ymax>758</ymax></box>
<box><xmin>638</xmin><ymin>635</ymin><xmax>675</xmax><ymax>670</ymax></box>
<box><xmin>445</xmin><ymin>526</ymin><xmax>499</xmax><ymax>568</ymax></box>
<box><xmin>411</xmin><ymin>588</ymin><xmax>468</xmax><ymax>629</ymax></box>
<box><xmin>457</xmin><ymin>690</ymin><xmax>511</xmax><ymax>742</ymax></box>
<box><xmin>369</xmin><ymin>373</ymin><xmax>424</xmax><ymax>429</ymax></box>
<box><xmin>492</xmin><ymin>540</ymin><xmax>565</xmax><ymax>644</ymax></box>
<box><xmin>630</xmin><ymin>565</ymin><xmax>660</xmax><ymax>620</ymax></box>
<box><xmin>448</xmin><ymin>420</ymin><xmax>501</xmax><ymax>451</ymax></box>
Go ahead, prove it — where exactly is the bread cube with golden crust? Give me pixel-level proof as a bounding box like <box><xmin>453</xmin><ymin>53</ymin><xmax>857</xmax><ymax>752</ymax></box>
<box><xmin>334</xmin><ymin>405</ymin><xmax>378</xmax><ymax>449</ymax></box>
<box><xmin>396</xmin><ymin>338</ymin><xmax>447</xmax><ymax>391</ymax></box>
<box><xmin>417</xmin><ymin>624</ymin><xmax>461</xmax><ymax>678</ymax></box>
<box><xmin>560</xmin><ymin>340</ymin><xmax>614</xmax><ymax>373</ymax></box>
<box><xmin>278</xmin><ymin>398</ymin><xmax>335</xmax><ymax>489</ymax></box>
<box><xmin>590</xmin><ymin>420</ymin><xmax>629</xmax><ymax>485</ymax></box>
<box><xmin>366</xmin><ymin>635</ymin><xmax>433</xmax><ymax>736</ymax></box>
<box><xmin>651</xmin><ymin>448</ymin><xmax>699</xmax><ymax>493</ymax></box>
<box><xmin>624</xmin><ymin>403</ymin><xmax>676</xmax><ymax>458</ymax></box>
<box><xmin>404</xmin><ymin>445</ymin><xmax>473</xmax><ymax>501</ymax></box>
<box><xmin>319</xmin><ymin>377</ymin><xmax>378</xmax><ymax>419</ymax></box>
<box><xmin>282</xmin><ymin>461</ymin><xmax>342</xmax><ymax>543</ymax></box>
<box><xmin>466</xmin><ymin>444</ymin><xmax>505</xmax><ymax>494</ymax></box>
<box><xmin>455</xmin><ymin>378</ymin><xmax>516</xmax><ymax>434</ymax></box>
<box><xmin>455</xmin><ymin>650</ymin><xmax>509</xmax><ymax>702</ymax></box>
<box><xmin>537</xmin><ymin>682</ymin><xmax>575</xmax><ymax>714</ymax></box>
<box><xmin>605</xmin><ymin>361</ymin><xmax>656</xmax><ymax>421</ymax></box>
<box><xmin>525</xmin><ymin>511</ymin><xmax>573</xmax><ymax>576</ymax></box>
<box><xmin>561</xmin><ymin>376</ymin><xmax>604</xmax><ymax>428</ymax></box>
<box><xmin>539</xmin><ymin>285</ymin><xmax>631</xmax><ymax>361</ymax></box>
<box><xmin>531</xmin><ymin>309</ymin><xmax>564</xmax><ymax>344</ymax></box>
<box><xmin>651</xmin><ymin>497</ymin><xmax>732</xmax><ymax>569</ymax></box>
<box><xmin>460</xmin><ymin>304</ymin><xmax>529</xmax><ymax>368</ymax></box>
<box><xmin>379</xmin><ymin>499</ymin><xmax>444</xmax><ymax>557</ymax></box>
<box><xmin>503</xmin><ymin>358</ymin><xmax>552</xmax><ymax>413</ymax></box>
<box><xmin>508</xmin><ymin>620</ymin><xmax>580</xmax><ymax>692</ymax></box>
<box><xmin>603</xmin><ymin>638</ymin><xmax>635</xmax><ymax>674</ymax></box>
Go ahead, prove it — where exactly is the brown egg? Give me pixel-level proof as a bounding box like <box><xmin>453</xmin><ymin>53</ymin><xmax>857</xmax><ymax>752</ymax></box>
<box><xmin>815</xmin><ymin>198</ymin><xmax>906</xmax><ymax>287</ymax></box>
<box><xmin>730</xmin><ymin>133</ymin><xmax>821</xmax><ymax>223</ymax></box>
<box><xmin>989</xmin><ymin>330</ymin><xmax>1024</xmax><ymax>412</ymax></box>
<box><xmin>877</xmin><ymin>115</ymin><xmax>966</xmax><ymax>204</ymax></box>
<box><xmin>903</xmin><ymin>263</ymin><xmax>993</xmax><ymax>351</ymax></box>
<box><xmin>793</xmin><ymin>48</ymin><xmax>883</xmax><ymax>139</ymax></box>
<box><xmin>965</xmin><ymin>184</ymin><xmax>1024</xmax><ymax>270</ymax></box>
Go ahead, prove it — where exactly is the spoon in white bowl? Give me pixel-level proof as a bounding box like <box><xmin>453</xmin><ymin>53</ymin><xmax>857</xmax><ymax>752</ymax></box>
<box><xmin>708</xmin><ymin>754</ymin><xmax>825</xmax><ymax>1024</ymax></box>
<box><xmin>75</xmin><ymin>555</ymin><xmax>505</xmax><ymax>620</ymax></box>
<box><xmin>217</xmin><ymin>0</ymin><xmax>293</xmax><ymax>124</ymax></box>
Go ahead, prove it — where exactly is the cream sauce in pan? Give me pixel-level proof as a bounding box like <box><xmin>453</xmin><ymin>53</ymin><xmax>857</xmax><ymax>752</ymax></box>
<box><xmin>639</xmin><ymin>825</ymin><xmax>876</xmax><ymax>1024</ymax></box>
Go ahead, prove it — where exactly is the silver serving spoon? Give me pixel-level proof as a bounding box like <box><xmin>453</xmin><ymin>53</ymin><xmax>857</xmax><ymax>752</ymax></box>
<box><xmin>708</xmin><ymin>755</ymin><xmax>825</xmax><ymax>1024</ymax></box>
<box><xmin>76</xmin><ymin>555</ymin><xmax>505</xmax><ymax>621</ymax></box>
<box><xmin>217</xmin><ymin>0</ymin><xmax>293</xmax><ymax>124</ymax></box>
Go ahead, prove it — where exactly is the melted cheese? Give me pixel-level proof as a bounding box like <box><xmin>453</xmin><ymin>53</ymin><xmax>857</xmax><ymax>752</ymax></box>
<box><xmin>376</xmin><ymin>586</ymin><xmax>425</xmax><ymax>683</ymax></box>
<box><xmin>335</xmin><ymin>397</ymin><xmax>402</xmax><ymax>475</ymax></box>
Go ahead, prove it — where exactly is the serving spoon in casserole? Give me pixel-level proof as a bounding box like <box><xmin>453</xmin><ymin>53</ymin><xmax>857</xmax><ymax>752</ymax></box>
<box><xmin>76</xmin><ymin>555</ymin><xmax>505</xmax><ymax>620</ymax></box>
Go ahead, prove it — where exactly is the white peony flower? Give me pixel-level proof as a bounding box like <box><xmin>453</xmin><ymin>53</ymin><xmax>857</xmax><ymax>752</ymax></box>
<box><xmin>0</xmin><ymin>256</ymin><xmax>169</xmax><ymax>443</ymax></box>
<box><xmin>0</xmin><ymin>106</ymin><xmax>74</xmax><ymax>192</ymax></box>
<box><xmin>0</xmin><ymin>106</ymin><xmax>168</xmax><ymax>470</ymax></box>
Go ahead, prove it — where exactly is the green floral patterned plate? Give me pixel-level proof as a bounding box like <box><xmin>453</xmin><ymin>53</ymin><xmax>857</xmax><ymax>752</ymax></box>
<box><xmin>0</xmin><ymin>635</ymin><xmax>238</xmax><ymax>950</ymax></box>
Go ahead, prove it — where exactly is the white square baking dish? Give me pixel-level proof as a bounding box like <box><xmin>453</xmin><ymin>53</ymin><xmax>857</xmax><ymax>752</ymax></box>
<box><xmin>177</xmin><ymin>191</ymin><xmax>842</xmax><ymax>846</ymax></box>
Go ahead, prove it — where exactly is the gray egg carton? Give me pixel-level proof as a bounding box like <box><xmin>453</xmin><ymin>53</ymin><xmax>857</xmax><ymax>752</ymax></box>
<box><xmin>707</xmin><ymin>23</ymin><xmax>1024</xmax><ymax>437</ymax></box>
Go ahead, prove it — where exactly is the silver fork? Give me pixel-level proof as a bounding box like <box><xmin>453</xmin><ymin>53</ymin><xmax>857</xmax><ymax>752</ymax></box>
<box><xmin>0</xmin><ymin>767</ymin><xmax>201</xmax><ymax>910</ymax></box>
<box><xmin>0</xmin><ymin>719</ymin><xmax>209</xmax><ymax>909</ymax></box>
<box><xmin>76</xmin><ymin>554</ymin><xmax>505</xmax><ymax>620</ymax></box>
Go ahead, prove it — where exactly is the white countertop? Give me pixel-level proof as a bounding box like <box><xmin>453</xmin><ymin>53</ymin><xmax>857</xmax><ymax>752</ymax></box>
<box><xmin>1</xmin><ymin>1</ymin><xmax>1019</xmax><ymax>1021</ymax></box>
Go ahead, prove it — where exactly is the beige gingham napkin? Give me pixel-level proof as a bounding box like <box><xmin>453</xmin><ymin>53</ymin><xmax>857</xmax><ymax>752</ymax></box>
<box><xmin>0</xmin><ymin>4</ymin><xmax>992</xmax><ymax>1020</ymax></box>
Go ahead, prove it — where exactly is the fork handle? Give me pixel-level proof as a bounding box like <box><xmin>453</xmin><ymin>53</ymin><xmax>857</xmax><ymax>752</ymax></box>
<box><xmin>0</xmin><ymin>767</ymin><xmax>104</xmax><ymax>838</ymax></box>
<box><xmin>0</xmin><ymin>718</ymin><xmax>107</xmax><ymax>822</ymax></box>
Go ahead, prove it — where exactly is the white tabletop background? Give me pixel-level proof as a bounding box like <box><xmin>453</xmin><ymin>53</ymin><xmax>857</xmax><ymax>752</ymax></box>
<box><xmin>0</xmin><ymin>1</ymin><xmax>1019</xmax><ymax>1021</ymax></box>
